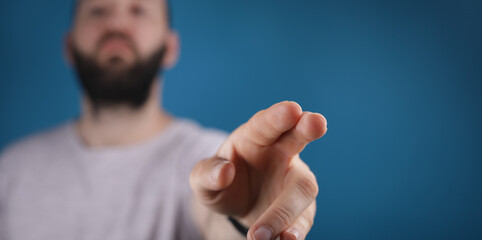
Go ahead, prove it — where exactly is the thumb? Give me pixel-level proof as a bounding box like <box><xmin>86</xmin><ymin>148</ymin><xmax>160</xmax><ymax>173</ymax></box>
<box><xmin>190</xmin><ymin>156</ymin><xmax>236</xmax><ymax>204</ymax></box>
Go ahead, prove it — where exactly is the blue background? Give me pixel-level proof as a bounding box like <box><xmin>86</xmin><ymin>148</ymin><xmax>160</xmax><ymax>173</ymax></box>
<box><xmin>1</xmin><ymin>0</ymin><xmax>481</xmax><ymax>239</ymax></box>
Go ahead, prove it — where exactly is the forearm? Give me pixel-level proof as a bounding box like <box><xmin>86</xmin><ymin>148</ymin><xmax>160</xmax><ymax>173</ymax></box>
<box><xmin>191</xmin><ymin>196</ymin><xmax>246</xmax><ymax>240</ymax></box>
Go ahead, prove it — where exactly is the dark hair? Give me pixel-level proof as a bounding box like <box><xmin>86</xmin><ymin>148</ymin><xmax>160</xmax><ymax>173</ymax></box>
<box><xmin>71</xmin><ymin>0</ymin><xmax>173</xmax><ymax>28</ymax></box>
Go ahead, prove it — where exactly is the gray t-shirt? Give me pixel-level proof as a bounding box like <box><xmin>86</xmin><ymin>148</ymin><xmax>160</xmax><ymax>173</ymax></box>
<box><xmin>0</xmin><ymin>119</ymin><xmax>227</xmax><ymax>240</ymax></box>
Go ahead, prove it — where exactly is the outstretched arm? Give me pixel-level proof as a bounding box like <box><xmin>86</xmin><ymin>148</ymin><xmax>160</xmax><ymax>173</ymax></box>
<box><xmin>190</xmin><ymin>101</ymin><xmax>327</xmax><ymax>240</ymax></box>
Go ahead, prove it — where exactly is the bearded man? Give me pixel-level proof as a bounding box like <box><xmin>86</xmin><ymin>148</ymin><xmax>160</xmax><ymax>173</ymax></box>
<box><xmin>0</xmin><ymin>0</ymin><xmax>327</xmax><ymax>239</ymax></box>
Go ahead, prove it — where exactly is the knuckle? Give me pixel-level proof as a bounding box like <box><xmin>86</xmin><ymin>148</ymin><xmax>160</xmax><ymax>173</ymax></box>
<box><xmin>293</xmin><ymin>210</ymin><xmax>315</xmax><ymax>236</ymax></box>
<box><xmin>301</xmin><ymin>213</ymin><xmax>314</xmax><ymax>230</ymax></box>
<box><xmin>251</xmin><ymin>116</ymin><xmax>264</xmax><ymax>136</ymax></box>
<box><xmin>296</xmin><ymin>174</ymin><xmax>319</xmax><ymax>200</ymax></box>
<box><xmin>249</xmin><ymin>113</ymin><xmax>269</xmax><ymax>141</ymax></box>
<box><xmin>272</xmin><ymin>205</ymin><xmax>295</xmax><ymax>227</ymax></box>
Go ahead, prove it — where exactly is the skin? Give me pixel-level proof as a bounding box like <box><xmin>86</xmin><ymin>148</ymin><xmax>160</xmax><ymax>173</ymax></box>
<box><xmin>66</xmin><ymin>0</ymin><xmax>327</xmax><ymax>239</ymax></box>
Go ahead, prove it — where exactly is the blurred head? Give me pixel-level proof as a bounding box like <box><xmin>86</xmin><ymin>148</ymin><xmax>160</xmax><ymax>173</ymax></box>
<box><xmin>66</xmin><ymin>0</ymin><xmax>179</xmax><ymax>109</ymax></box>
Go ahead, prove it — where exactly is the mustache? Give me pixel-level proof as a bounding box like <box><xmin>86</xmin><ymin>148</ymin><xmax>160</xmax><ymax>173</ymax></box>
<box><xmin>96</xmin><ymin>31</ymin><xmax>137</xmax><ymax>53</ymax></box>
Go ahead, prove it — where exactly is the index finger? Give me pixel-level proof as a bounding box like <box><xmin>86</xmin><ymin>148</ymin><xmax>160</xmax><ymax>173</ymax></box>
<box><xmin>238</xmin><ymin>101</ymin><xmax>303</xmax><ymax>147</ymax></box>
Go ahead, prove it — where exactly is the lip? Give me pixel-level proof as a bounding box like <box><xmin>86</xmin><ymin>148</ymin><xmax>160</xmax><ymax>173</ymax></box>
<box><xmin>100</xmin><ymin>39</ymin><xmax>131</xmax><ymax>52</ymax></box>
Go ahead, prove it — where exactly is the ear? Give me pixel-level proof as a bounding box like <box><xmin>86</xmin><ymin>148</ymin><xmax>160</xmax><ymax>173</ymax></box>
<box><xmin>64</xmin><ymin>33</ymin><xmax>75</xmax><ymax>66</ymax></box>
<box><xmin>161</xmin><ymin>30</ymin><xmax>180</xmax><ymax>70</ymax></box>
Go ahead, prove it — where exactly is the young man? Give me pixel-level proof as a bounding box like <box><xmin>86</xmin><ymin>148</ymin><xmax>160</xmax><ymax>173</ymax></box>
<box><xmin>0</xmin><ymin>0</ymin><xmax>327</xmax><ymax>239</ymax></box>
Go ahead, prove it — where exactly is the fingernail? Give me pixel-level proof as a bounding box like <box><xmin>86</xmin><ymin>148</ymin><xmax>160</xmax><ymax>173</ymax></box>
<box><xmin>253</xmin><ymin>226</ymin><xmax>273</xmax><ymax>240</ymax></box>
<box><xmin>286</xmin><ymin>228</ymin><xmax>300</xmax><ymax>239</ymax></box>
<box><xmin>211</xmin><ymin>160</ymin><xmax>228</xmax><ymax>182</ymax></box>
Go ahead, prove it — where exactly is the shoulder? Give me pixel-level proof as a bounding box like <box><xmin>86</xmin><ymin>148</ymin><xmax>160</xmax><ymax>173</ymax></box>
<box><xmin>0</xmin><ymin>123</ymin><xmax>72</xmax><ymax>173</ymax></box>
<box><xmin>172</xmin><ymin>118</ymin><xmax>229</xmax><ymax>158</ymax></box>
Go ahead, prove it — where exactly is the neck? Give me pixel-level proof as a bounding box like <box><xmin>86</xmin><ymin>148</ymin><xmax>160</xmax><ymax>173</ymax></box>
<box><xmin>76</xmin><ymin>80</ymin><xmax>172</xmax><ymax>147</ymax></box>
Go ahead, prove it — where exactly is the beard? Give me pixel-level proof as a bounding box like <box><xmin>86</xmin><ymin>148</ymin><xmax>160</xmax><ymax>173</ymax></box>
<box><xmin>71</xmin><ymin>35</ymin><xmax>166</xmax><ymax>110</ymax></box>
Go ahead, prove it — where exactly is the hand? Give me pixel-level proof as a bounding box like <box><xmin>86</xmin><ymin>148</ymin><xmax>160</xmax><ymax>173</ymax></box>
<box><xmin>190</xmin><ymin>101</ymin><xmax>327</xmax><ymax>240</ymax></box>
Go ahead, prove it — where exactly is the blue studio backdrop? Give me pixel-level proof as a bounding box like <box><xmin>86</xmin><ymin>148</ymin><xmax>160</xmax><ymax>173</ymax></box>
<box><xmin>1</xmin><ymin>0</ymin><xmax>481</xmax><ymax>239</ymax></box>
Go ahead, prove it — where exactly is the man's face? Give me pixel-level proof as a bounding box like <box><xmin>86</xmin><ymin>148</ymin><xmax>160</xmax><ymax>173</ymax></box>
<box><xmin>69</xmin><ymin>0</ymin><xmax>171</xmax><ymax>109</ymax></box>
<box><xmin>72</xmin><ymin>0</ymin><xmax>169</xmax><ymax>69</ymax></box>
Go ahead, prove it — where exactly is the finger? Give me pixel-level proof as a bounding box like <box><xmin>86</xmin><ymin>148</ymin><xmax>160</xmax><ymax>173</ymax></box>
<box><xmin>189</xmin><ymin>156</ymin><xmax>236</xmax><ymax>202</ymax></box>
<box><xmin>247</xmin><ymin>159</ymin><xmax>318</xmax><ymax>240</ymax></box>
<box><xmin>279</xmin><ymin>202</ymin><xmax>316</xmax><ymax>240</ymax></box>
<box><xmin>274</xmin><ymin>112</ymin><xmax>327</xmax><ymax>158</ymax></box>
<box><xmin>239</xmin><ymin>101</ymin><xmax>303</xmax><ymax>147</ymax></box>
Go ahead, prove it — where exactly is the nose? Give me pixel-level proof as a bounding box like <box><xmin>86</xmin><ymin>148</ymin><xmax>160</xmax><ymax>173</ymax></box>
<box><xmin>104</xmin><ymin>7</ymin><xmax>130</xmax><ymax>33</ymax></box>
